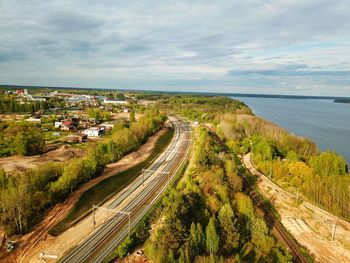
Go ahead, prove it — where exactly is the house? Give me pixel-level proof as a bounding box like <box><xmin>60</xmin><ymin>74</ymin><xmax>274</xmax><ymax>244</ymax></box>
<box><xmin>82</xmin><ymin>127</ymin><xmax>103</xmax><ymax>137</ymax></box>
<box><xmin>16</xmin><ymin>89</ymin><xmax>28</xmax><ymax>95</ymax></box>
<box><xmin>103</xmin><ymin>99</ymin><xmax>127</xmax><ymax>105</ymax></box>
<box><xmin>26</xmin><ymin>117</ymin><xmax>41</xmax><ymax>123</ymax></box>
<box><xmin>61</xmin><ymin>121</ymin><xmax>76</xmax><ymax>131</ymax></box>
<box><xmin>55</xmin><ymin>121</ymin><xmax>63</xmax><ymax>128</ymax></box>
<box><xmin>66</xmin><ymin>133</ymin><xmax>87</xmax><ymax>143</ymax></box>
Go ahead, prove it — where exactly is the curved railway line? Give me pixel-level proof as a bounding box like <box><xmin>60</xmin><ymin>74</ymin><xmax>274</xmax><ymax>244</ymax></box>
<box><xmin>59</xmin><ymin>117</ymin><xmax>192</xmax><ymax>263</ymax></box>
<box><xmin>242</xmin><ymin>154</ymin><xmax>309</xmax><ymax>263</ymax></box>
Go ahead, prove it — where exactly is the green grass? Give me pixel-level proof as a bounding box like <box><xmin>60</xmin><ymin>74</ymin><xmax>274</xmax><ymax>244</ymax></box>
<box><xmin>49</xmin><ymin>128</ymin><xmax>174</xmax><ymax>236</ymax></box>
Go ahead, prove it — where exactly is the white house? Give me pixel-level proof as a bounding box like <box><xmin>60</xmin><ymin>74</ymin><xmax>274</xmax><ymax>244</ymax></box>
<box><xmin>54</xmin><ymin>121</ymin><xmax>63</xmax><ymax>128</ymax></box>
<box><xmin>103</xmin><ymin>99</ymin><xmax>127</xmax><ymax>105</ymax></box>
<box><xmin>26</xmin><ymin>117</ymin><xmax>41</xmax><ymax>123</ymax></box>
<box><xmin>82</xmin><ymin>127</ymin><xmax>103</xmax><ymax>137</ymax></box>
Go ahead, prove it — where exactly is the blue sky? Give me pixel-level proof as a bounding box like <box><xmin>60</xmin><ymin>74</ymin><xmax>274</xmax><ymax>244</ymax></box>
<box><xmin>0</xmin><ymin>0</ymin><xmax>350</xmax><ymax>96</ymax></box>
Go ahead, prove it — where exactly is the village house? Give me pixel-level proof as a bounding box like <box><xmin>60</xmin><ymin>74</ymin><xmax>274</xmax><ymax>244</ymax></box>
<box><xmin>82</xmin><ymin>127</ymin><xmax>103</xmax><ymax>137</ymax></box>
<box><xmin>54</xmin><ymin>121</ymin><xmax>63</xmax><ymax>128</ymax></box>
<box><xmin>66</xmin><ymin>133</ymin><xmax>87</xmax><ymax>143</ymax></box>
<box><xmin>103</xmin><ymin>99</ymin><xmax>127</xmax><ymax>105</ymax></box>
<box><xmin>61</xmin><ymin>120</ymin><xmax>76</xmax><ymax>131</ymax></box>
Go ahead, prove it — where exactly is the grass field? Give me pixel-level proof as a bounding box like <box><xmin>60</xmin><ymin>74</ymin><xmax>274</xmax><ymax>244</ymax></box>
<box><xmin>49</xmin><ymin>128</ymin><xmax>174</xmax><ymax>236</ymax></box>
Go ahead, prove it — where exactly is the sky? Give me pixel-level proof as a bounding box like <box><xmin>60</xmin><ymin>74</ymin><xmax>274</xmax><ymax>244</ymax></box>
<box><xmin>0</xmin><ymin>0</ymin><xmax>350</xmax><ymax>96</ymax></box>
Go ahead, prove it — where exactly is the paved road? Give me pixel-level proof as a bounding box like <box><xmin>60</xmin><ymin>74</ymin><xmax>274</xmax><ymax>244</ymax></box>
<box><xmin>59</xmin><ymin>116</ymin><xmax>192</xmax><ymax>263</ymax></box>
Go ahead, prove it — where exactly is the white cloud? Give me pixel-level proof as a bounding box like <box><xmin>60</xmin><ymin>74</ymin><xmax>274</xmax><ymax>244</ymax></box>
<box><xmin>0</xmin><ymin>0</ymin><xmax>349</xmax><ymax>95</ymax></box>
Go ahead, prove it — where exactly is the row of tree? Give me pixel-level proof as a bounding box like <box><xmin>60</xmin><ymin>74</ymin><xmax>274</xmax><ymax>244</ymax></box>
<box><xmin>0</xmin><ymin>95</ymin><xmax>50</xmax><ymax>113</ymax></box>
<box><xmin>156</xmin><ymin>96</ymin><xmax>252</xmax><ymax>122</ymax></box>
<box><xmin>0</xmin><ymin>110</ymin><xmax>166</xmax><ymax>235</ymax></box>
<box><xmin>143</xmin><ymin>128</ymin><xmax>292</xmax><ymax>262</ymax></box>
<box><xmin>218</xmin><ymin>113</ymin><xmax>318</xmax><ymax>159</ymax></box>
<box><xmin>249</xmin><ymin>135</ymin><xmax>350</xmax><ymax>220</ymax></box>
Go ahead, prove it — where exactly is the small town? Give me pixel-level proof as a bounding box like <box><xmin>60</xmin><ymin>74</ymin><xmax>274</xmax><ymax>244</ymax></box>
<box><xmin>0</xmin><ymin>87</ymin><xmax>154</xmax><ymax>157</ymax></box>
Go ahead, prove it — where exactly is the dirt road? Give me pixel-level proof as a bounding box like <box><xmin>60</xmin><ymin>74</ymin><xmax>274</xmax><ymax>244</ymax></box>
<box><xmin>243</xmin><ymin>153</ymin><xmax>350</xmax><ymax>263</ymax></box>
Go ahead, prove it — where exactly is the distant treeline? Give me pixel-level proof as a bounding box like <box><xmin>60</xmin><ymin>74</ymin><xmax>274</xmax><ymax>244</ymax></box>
<box><xmin>334</xmin><ymin>98</ymin><xmax>350</xmax><ymax>104</ymax></box>
<box><xmin>0</xmin><ymin>110</ymin><xmax>166</xmax><ymax>235</ymax></box>
<box><xmin>0</xmin><ymin>99</ymin><xmax>50</xmax><ymax>113</ymax></box>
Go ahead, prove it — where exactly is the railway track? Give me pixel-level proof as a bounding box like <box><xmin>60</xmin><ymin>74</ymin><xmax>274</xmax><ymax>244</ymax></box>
<box><xmin>241</xmin><ymin>155</ymin><xmax>309</xmax><ymax>263</ymax></box>
<box><xmin>59</xmin><ymin>117</ymin><xmax>191</xmax><ymax>263</ymax></box>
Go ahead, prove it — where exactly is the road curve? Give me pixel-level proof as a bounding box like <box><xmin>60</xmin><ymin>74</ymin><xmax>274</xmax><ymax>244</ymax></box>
<box><xmin>59</xmin><ymin>116</ymin><xmax>192</xmax><ymax>263</ymax></box>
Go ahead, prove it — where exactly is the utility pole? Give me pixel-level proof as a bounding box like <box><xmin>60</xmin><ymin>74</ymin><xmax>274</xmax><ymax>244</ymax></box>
<box><xmin>92</xmin><ymin>204</ymin><xmax>96</xmax><ymax>229</ymax></box>
<box><xmin>92</xmin><ymin>205</ymin><xmax>132</xmax><ymax>236</ymax></box>
<box><xmin>296</xmin><ymin>187</ymin><xmax>299</xmax><ymax>204</ymax></box>
<box><xmin>116</xmin><ymin>211</ymin><xmax>131</xmax><ymax>236</ymax></box>
<box><xmin>332</xmin><ymin>217</ymin><xmax>338</xmax><ymax>241</ymax></box>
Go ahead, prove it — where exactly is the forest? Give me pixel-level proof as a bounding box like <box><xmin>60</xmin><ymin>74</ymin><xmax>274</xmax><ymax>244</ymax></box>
<box><xmin>214</xmin><ymin>108</ymin><xmax>350</xmax><ymax>221</ymax></box>
<box><xmin>0</xmin><ymin>121</ymin><xmax>45</xmax><ymax>157</ymax></box>
<box><xmin>0</xmin><ymin>94</ymin><xmax>51</xmax><ymax>113</ymax></box>
<box><xmin>155</xmin><ymin>95</ymin><xmax>349</xmax><ymax>221</ymax></box>
<box><xmin>0</xmin><ymin>110</ymin><xmax>166</xmax><ymax>235</ymax></box>
<box><xmin>110</xmin><ymin>127</ymin><xmax>292</xmax><ymax>262</ymax></box>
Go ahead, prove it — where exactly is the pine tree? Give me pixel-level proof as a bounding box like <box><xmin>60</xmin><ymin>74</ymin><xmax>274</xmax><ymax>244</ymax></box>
<box><xmin>206</xmin><ymin>216</ymin><xmax>220</xmax><ymax>255</ymax></box>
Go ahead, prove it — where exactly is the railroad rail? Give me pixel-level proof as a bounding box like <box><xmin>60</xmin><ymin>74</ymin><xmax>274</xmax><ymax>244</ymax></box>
<box><xmin>59</xmin><ymin>117</ymin><xmax>192</xmax><ymax>263</ymax></box>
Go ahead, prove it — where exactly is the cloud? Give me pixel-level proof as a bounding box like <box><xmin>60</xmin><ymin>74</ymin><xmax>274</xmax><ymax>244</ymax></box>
<box><xmin>0</xmin><ymin>0</ymin><xmax>349</xmax><ymax>95</ymax></box>
<box><xmin>45</xmin><ymin>11</ymin><xmax>105</xmax><ymax>33</ymax></box>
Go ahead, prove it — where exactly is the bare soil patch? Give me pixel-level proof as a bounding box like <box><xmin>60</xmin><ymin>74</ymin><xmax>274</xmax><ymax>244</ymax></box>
<box><xmin>0</xmin><ymin>145</ymin><xmax>84</xmax><ymax>173</ymax></box>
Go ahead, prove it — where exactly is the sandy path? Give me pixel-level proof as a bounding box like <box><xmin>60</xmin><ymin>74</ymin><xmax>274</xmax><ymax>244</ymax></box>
<box><xmin>243</xmin><ymin>153</ymin><xmax>350</xmax><ymax>263</ymax></box>
<box><xmin>7</xmin><ymin>128</ymin><xmax>167</xmax><ymax>263</ymax></box>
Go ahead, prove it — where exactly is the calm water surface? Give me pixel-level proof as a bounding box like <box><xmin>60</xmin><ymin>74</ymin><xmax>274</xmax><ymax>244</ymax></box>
<box><xmin>230</xmin><ymin>97</ymin><xmax>350</xmax><ymax>164</ymax></box>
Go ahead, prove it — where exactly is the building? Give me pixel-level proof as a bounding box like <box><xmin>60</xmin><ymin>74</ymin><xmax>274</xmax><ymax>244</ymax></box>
<box><xmin>103</xmin><ymin>99</ymin><xmax>127</xmax><ymax>105</ymax></box>
<box><xmin>61</xmin><ymin>121</ymin><xmax>76</xmax><ymax>131</ymax></box>
<box><xmin>82</xmin><ymin>127</ymin><xmax>103</xmax><ymax>137</ymax></box>
<box><xmin>16</xmin><ymin>89</ymin><xmax>28</xmax><ymax>95</ymax></box>
<box><xmin>66</xmin><ymin>133</ymin><xmax>87</xmax><ymax>143</ymax></box>
<box><xmin>26</xmin><ymin>117</ymin><xmax>41</xmax><ymax>123</ymax></box>
<box><xmin>54</xmin><ymin>121</ymin><xmax>63</xmax><ymax>128</ymax></box>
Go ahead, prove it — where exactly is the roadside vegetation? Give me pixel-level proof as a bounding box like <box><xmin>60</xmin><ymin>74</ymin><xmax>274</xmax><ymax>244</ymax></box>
<box><xmin>49</xmin><ymin>127</ymin><xmax>174</xmax><ymax>235</ymax></box>
<box><xmin>0</xmin><ymin>110</ymin><xmax>166</xmax><ymax>235</ymax></box>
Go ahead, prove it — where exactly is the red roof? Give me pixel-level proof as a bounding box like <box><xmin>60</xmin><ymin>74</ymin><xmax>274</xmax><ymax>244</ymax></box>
<box><xmin>63</xmin><ymin>121</ymin><xmax>74</xmax><ymax>126</ymax></box>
